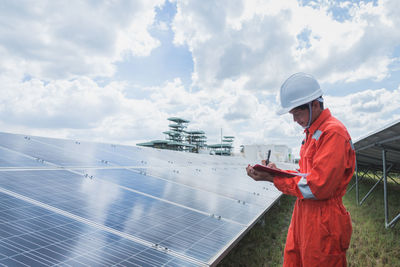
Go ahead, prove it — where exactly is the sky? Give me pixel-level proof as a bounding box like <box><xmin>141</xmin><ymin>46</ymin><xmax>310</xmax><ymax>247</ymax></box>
<box><xmin>0</xmin><ymin>0</ymin><xmax>399</xmax><ymax>158</ymax></box>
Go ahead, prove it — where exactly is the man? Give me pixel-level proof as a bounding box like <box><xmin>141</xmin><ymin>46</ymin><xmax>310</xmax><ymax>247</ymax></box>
<box><xmin>247</xmin><ymin>73</ymin><xmax>356</xmax><ymax>266</ymax></box>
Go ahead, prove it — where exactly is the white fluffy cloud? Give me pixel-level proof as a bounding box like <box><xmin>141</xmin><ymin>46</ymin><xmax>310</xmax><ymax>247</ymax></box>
<box><xmin>0</xmin><ymin>0</ymin><xmax>399</xmax><ymax>159</ymax></box>
<box><xmin>327</xmin><ymin>85</ymin><xmax>400</xmax><ymax>140</ymax></box>
<box><xmin>172</xmin><ymin>0</ymin><xmax>400</xmax><ymax>91</ymax></box>
<box><xmin>0</xmin><ymin>77</ymin><xmax>121</xmax><ymax>129</ymax></box>
<box><xmin>0</xmin><ymin>76</ymin><xmax>169</xmax><ymax>143</ymax></box>
<box><xmin>165</xmin><ymin>0</ymin><xmax>400</xmax><ymax>155</ymax></box>
<box><xmin>0</xmin><ymin>0</ymin><xmax>168</xmax><ymax>143</ymax></box>
<box><xmin>0</xmin><ymin>0</ymin><xmax>164</xmax><ymax>80</ymax></box>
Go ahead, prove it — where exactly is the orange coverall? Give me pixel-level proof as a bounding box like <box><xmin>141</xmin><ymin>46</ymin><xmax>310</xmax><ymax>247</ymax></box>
<box><xmin>273</xmin><ymin>109</ymin><xmax>356</xmax><ymax>267</ymax></box>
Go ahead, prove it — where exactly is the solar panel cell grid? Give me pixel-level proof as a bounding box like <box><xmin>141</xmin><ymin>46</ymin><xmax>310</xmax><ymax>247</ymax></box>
<box><xmin>0</xmin><ymin>193</ymin><xmax>200</xmax><ymax>266</ymax></box>
<box><xmin>0</xmin><ymin>131</ymin><xmax>283</xmax><ymax>266</ymax></box>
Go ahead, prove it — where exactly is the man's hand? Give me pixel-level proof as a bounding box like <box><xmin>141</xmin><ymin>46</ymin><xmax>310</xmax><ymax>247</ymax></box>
<box><xmin>261</xmin><ymin>160</ymin><xmax>278</xmax><ymax>169</ymax></box>
<box><xmin>246</xmin><ymin>164</ymin><xmax>274</xmax><ymax>182</ymax></box>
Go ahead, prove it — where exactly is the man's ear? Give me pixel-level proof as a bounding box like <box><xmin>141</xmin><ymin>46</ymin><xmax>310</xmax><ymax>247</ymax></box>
<box><xmin>312</xmin><ymin>99</ymin><xmax>321</xmax><ymax>111</ymax></box>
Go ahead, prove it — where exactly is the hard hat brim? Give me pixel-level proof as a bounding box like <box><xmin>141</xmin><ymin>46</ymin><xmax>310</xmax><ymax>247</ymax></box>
<box><xmin>276</xmin><ymin>107</ymin><xmax>290</xmax><ymax>115</ymax></box>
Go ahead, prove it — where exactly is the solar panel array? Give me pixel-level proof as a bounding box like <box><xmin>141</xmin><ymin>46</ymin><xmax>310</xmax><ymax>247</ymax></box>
<box><xmin>354</xmin><ymin>119</ymin><xmax>400</xmax><ymax>173</ymax></box>
<box><xmin>0</xmin><ymin>132</ymin><xmax>282</xmax><ymax>266</ymax></box>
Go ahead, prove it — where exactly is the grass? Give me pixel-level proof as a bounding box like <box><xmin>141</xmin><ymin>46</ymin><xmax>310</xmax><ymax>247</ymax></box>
<box><xmin>217</xmin><ymin>194</ymin><xmax>295</xmax><ymax>267</ymax></box>
<box><xmin>217</xmin><ymin>175</ymin><xmax>400</xmax><ymax>267</ymax></box>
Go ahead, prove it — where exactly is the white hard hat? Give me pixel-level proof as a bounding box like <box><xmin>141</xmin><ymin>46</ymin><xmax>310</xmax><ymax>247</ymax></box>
<box><xmin>277</xmin><ymin>72</ymin><xmax>323</xmax><ymax>115</ymax></box>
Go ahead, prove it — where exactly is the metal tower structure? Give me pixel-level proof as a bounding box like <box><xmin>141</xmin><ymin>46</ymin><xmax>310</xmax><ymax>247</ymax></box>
<box><xmin>185</xmin><ymin>130</ymin><xmax>207</xmax><ymax>153</ymax></box>
<box><xmin>137</xmin><ymin>117</ymin><xmax>206</xmax><ymax>153</ymax></box>
<box><xmin>209</xmin><ymin>136</ymin><xmax>235</xmax><ymax>156</ymax></box>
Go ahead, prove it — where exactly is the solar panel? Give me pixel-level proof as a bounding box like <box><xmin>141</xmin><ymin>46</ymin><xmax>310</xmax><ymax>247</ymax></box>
<box><xmin>352</xmin><ymin>119</ymin><xmax>400</xmax><ymax>228</ymax></box>
<box><xmin>0</xmin><ymin>191</ymin><xmax>199</xmax><ymax>266</ymax></box>
<box><xmin>354</xmin><ymin>119</ymin><xmax>400</xmax><ymax>173</ymax></box>
<box><xmin>0</xmin><ymin>131</ymin><xmax>282</xmax><ymax>266</ymax></box>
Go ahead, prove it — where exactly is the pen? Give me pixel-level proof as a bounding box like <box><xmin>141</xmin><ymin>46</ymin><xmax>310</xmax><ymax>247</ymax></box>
<box><xmin>266</xmin><ymin>149</ymin><xmax>271</xmax><ymax>165</ymax></box>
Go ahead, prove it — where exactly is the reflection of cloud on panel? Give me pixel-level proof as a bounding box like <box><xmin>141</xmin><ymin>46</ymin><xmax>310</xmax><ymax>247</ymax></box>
<box><xmin>80</xmin><ymin>178</ymin><xmax>120</xmax><ymax>224</ymax></box>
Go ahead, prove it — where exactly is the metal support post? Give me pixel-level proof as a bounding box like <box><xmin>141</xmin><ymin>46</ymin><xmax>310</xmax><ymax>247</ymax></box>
<box><xmin>359</xmin><ymin>175</ymin><xmax>384</xmax><ymax>205</ymax></box>
<box><xmin>383</xmin><ymin>149</ymin><xmax>389</xmax><ymax>228</ymax></box>
<box><xmin>388</xmin><ymin>213</ymin><xmax>400</xmax><ymax>228</ymax></box>
<box><xmin>381</xmin><ymin>152</ymin><xmax>400</xmax><ymax>228</ymax></box>
<box><xmin>388</xmin><ymin>174</ymin><xmax>400</xmax><ymax>185</ymax></box>
<box><xmin>348</xmin><ymin>165</ymin><xmax>369</xmax><ymax>193</ymax></box>
<box><xmin>355</xmin><ymin>161</ymin><xmax>359</xmax><ymax>204</ymax></box>
<box><xmin>358</xmin><ymin>164</ymin><xmax>393</xmax><ymax>206</ymax></box>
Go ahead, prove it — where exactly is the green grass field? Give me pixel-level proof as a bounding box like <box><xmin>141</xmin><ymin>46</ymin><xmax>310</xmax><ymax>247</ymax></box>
<box><xmin>218</xmin><ymin>176</ymin><xmax>400</xmax><ymax>267</ymax></box>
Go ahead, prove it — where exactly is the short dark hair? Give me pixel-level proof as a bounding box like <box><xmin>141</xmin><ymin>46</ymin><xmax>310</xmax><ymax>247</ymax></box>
<box><xmin>293</xmin><ymin>96</ymin><xmax>324</xmax><ymax>111</ymax></box>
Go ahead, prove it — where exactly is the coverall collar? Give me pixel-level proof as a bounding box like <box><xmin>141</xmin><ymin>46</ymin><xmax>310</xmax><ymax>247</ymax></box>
<box><xmin>304</xmin><ymin>108</ymin><xmax>331</xmax><ymax>136</ymax></box>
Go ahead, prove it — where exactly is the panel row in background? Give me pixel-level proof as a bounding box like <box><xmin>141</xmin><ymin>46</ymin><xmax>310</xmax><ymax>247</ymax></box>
<box><xmin>0</xmin><ymin>131</ymin><xmax>281</xmax><ymax>221</ymax></box>
<box><xmin>0</xmin><ymin>132</ymin><xmax>283</xmax><ymax>266</ymax></box>
<box><xmin>0</xmin><ymin>132</ymin><xmax>248</xmax><ymax>168</ymax></box>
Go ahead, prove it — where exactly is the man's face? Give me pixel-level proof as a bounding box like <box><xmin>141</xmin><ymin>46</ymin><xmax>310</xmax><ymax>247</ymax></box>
<box><xmin>289</xmin><ymin>107</ymin><xmax>310</xmax><ymax>128</ymax></box>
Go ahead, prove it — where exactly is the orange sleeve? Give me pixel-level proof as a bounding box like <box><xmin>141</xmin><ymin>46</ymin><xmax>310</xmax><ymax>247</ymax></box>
<box><xmin>274</xmin><ymin>131</ymin><xmax>354</xmax><ymax>200</ymax></box>
<box><xmin>305</xmin><ymin>132</ymin><xmax>354</xmax><ymax>199</ymax></box>
<box><xmin>273</xmin><ymin>175</ymin><xmax>303</xmax><ymax>197</ymax></box>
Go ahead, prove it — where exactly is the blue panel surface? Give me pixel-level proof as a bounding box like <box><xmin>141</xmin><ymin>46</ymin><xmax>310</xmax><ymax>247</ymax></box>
<box><xmin>0</xmin><ymin>192</ymin><xmax>198</xmax><ymax>266</ymax></box>
<box><xmin>0</xmin><ymin>170</ymin><xmax>243</xmax><ymax>263</ymax></box>
<box><xmin>0</xmin><ymin>131</ymin><xmax>283</xmax><ymax>266</ymax></box>
<box><xmin>144</xmin><ymin>165</ymin><xmax>280</xmax><ymax>207</ymax></box>
<box><xmin>0</xmin><ymin>146</ymin><xmax>49</xmax><ymax>167</ymax></box>
<box><xmin>0</xmin><ymin>132</ymin><xmax>104</xmax><ymax>167</ymax></box>
<box><xmin>81</xmin><ymin>168</ymin><xmax>271</xmax><ymax>225</ymax></box>
<box><xmin>31</xmin><ymin>135</ymin><xmax>148</xmax><ymax>167</ymax></box>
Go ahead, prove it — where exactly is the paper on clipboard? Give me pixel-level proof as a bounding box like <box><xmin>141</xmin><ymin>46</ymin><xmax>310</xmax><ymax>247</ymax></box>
<box><xmin>253</xmin><ymin>164</ymin><xmax>308</xmax><ymax>177</ymax></box>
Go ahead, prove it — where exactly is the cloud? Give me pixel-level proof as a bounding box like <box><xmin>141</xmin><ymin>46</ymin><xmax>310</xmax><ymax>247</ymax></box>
<box><xmin>0</xmin><ymin>0</ymin><xmax>399</xmax><ymax>160</ymax></box>
<box><xmin>0</xmin><ymin>75</ymin><xmax>173</xmax><ymax>144</ymax></box>
<box><xmin>326</xmin><ymin>86</ymin><xmax>400</xmax><ymax>140</ymax></box>
<box><xmin>0</xmin><ymin>77</ymin><xmax>124</xmax><ymax>129</ymax></box>
<box><xmin>239</xmin><ymin>84</ymin><xmax>400</xmax><ymax>157</ymax></box>
<box><xmin>172</xmin><ymin>1</ymin><xmax>294</xmax><ymax>91</ymax></box>
<box><xmin>0</xmin><ymin>0</ymin><xmax>164</xmax><ymax>80</ymax></box>
<box><xmin>172</xmin><ymin>0</ymin><xmax>400</xmax><ymax>91</ymax></box>
<box><xmin>0</xmin><ymin>0</ymin><xmax>176</xmax><ymax>144</ymax></box>
<box><xmin>224</xmin><ymin>94</ymin><xmax>258</xmax><ymax>121</ymax></box>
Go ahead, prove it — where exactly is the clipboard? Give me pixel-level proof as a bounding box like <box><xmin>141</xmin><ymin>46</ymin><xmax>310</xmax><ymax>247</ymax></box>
<box><xmin>253</xmin><ymin>164</ymin><xmax>307</xmax><ymax>177</ymax></box>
